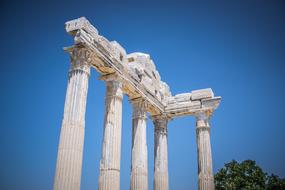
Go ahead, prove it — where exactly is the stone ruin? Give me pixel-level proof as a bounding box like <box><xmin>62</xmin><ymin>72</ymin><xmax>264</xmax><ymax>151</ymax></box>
<box><xmin>54</xmin><ymin>17</ymin><xmax>221</xmax><ymax>190</ymax></box>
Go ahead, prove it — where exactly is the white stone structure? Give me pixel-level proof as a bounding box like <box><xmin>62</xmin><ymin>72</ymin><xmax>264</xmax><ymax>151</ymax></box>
<box><xmin>54</xmin><ymin>47</ymin><xmax>91</xmax><ymax>190</ymax></box>
<box><xmin>153</xmin><ymin>115</ymin><xmax>169</xmax><ymax>190</ymax></box>
<box><xmin>99</xmin><ymin>74</ymin><xmax>123</xmax><ymax>190</ymax></box>
<box><xmin>196</xmin><ymin>111</ymin><xmax>215</xmax><ymax>190</ymax></box>
<box><xmin>131</xmin><ymin>99</ymin><xmax>149</xmax><ymax>190</ymax></box>
<box><xmin>54</xmin><ymin>17</ymin><xmax>221</xmax><ymax>190</ymax></box>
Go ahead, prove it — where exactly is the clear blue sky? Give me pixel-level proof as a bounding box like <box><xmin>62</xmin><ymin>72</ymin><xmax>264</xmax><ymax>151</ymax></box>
<box><xmin>1</xmin><ymin>0</ymin><xmax>285</xmax><ymax>189</ymax></box>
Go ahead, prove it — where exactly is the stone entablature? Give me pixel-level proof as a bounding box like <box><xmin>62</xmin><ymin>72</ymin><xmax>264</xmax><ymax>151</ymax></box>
<box><xmin>64</xmin><ymin>17</ymin><xmax>221</xmax><ymax>117</ymax></box>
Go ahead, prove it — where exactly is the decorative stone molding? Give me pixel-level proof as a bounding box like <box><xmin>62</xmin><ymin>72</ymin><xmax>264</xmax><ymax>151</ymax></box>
<box><xmin>154</xmin><ymin>123</ymin><xmax>168</xmax><ymax>136</ymax></box>
<box><xmin>65</xmin><ymin>46</ymin><xmax>93</xmax><ymax>77</ymax></box>
<box><xmin>101</xmin><ymin>74</ymin><xmax>124</xmax><ymax>101</ymax></box>
<box><xmin>131</xmin><ymin>98</ymin><xmax>149</xmax><ymax>120</ymax></box>
<box><xmin>153</xmin><ymin>115</ymin><xmax>169</xmax><ymax>136</ymax></box>
<box><xmin>195</xmin><ymin>111</ymin><xmax>211</xmax><ymax>131</ymax></box>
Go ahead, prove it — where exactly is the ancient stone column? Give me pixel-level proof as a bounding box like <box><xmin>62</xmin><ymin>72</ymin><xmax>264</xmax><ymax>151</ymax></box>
<box><xmin>99</xmin><ymin>75</ymin><xmax>123</xmax><ymax>190</ymax></box>
<box><xmin>153</xmin><ymin>116</ymin><xmax>169</xmax><ymax>190</ymax></box>
<box><xmin>195</xmin><ymin>112</ymin><xmax>215</xmax><ymax>190</ymax></box>
<box><xmin>54</xmin><ymin>47</ymin><xmax>91</xmax><ymax>190</ymax></box>
<box><xmin>130</xmin><ymin>99</ymin><xmax>149</xmax><ymax>190</ymax></box>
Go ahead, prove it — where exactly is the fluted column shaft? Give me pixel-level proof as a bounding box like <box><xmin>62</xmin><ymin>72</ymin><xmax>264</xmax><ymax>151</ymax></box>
<box><xmin>131</xmin><ymin>100</ymin><xmax>148</xmax><ymax>190</ymax></box>
<box><xmin>153</xmin><ymin>117</ymin><xmax>169</xmax><ymax>190</ymax></box>
<box><xmin>196</xmin><ymin>112</ymin><xmax>215</xmax><ymax>190</ymax></box>
<box><xmin>54</xmin><ymin>47</ymin><xmax>91</xmax><ymax>190</ymax></box>
<box><xmin>99</xmin><ymin>76</ymin><xmax>123</xmax><ymax>190</ymax></box>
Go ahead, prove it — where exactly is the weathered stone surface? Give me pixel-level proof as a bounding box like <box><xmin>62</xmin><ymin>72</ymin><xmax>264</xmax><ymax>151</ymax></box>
<box><xmin>153</xmin><ymin>116</ymin><xmax>169</xmax><ymax>190</ymax></box>
<box><xmin>65</xmin><ymin>17</ymin><xmax>98</xmax><ymax>37</ymax></box>
<box><xmin>174</xmin><ymin>93</ymin><xmax>192</xmax><ymax>102</ymax></box>
<box><xmin>54</xmin><ymin>47</ymin><xmax>90</xmax><ymax>190</ymax></box>
<box><xmin>191</xmin><ymin>88</ymin><xmax>214</xmax><ymax>100</ymax></box>
<box><xmin>167</xmin><ymin>93</ymin><xmax>192</xmax><ymax>104</ymax></box>
<box><xmin>201</xmin><ymin>97</ymin><xmax>221</xmax><ymax>110</ymax></box>
<box><xmin>99</xmin><ymin>76</ymin><xmax>123</xmax><ymax>190</ymax></box>
<box><xmin>159</xmin><ymin>82</ymin><xmax>171</xmax><ymax>103</ymax></box>
<box><xmin>111</xmin><ymin>41</ymin><xmax>127</xmax><ymax>64</ymax></box>
<box><xmin>127</xmin><ymin>52</ymin><xmax>171</xmax><ymax>103</ymax></box>
<box><xmin>195</xmin><ymin>112</ymin><xmax>215</xmax><ymax>190</ymax></box>
<box><xmin>165</xmin><ymin>101</ymin><xmax>201</xmax><ymax>111</ymax></box>
<box><xmin>130</xmin><ymin>99</ymin><xmax>149</xmax><ymax>190</ymax></box>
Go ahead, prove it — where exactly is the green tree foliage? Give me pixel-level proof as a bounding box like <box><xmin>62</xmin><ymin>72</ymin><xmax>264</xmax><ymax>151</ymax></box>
<box><xmin>266</xmin><ymin>174</ymin><xmax>285</xmax><ymax>190</ymax></box>
<box><xmin>214</xmin><ymin>160</ymin><xmax>285</xmax><ymax>190</ymax></box>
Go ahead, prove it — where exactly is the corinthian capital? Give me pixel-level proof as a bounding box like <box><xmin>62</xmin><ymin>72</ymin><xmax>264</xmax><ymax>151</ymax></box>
<box><xmin>152</xmin><ymin>115</ymin><xmax>169</xmax><ymax>136</ymax></box>
<box><xmin>101</xmin><ymin>74</ymin><xmax>124</xmax><ymax>101</ymax></box>
<box><xmin>195</xmin><ymin>111</ymin><xmax>211</xmax><ymax>130</ymax></box>
<box><xmin>153</xmin><ymin>115</ymin><xmax>169</xmax><ymax>128</ymax></box>
<box><xmin>131</xmin><ymin>98</ymin><xmax>149</xmax><ymax>119</ymax></box>
<box><xmin>68</xmin><ymin>47</ymin><xmax>93</xmax><ymax>75</ymax></box>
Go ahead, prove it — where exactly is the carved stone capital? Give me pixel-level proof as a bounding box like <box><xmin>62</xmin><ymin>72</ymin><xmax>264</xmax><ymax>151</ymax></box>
<box><xmin>154</xmin><ymin>122</ymin><xmax>168</xmax><ymax>136</ymax></box>
<box><xmin>195</xmin><ymin>111</ymin><xmax>211</xmax><ymax>130</ymax></box>
<box><xmin>131</xmin><ymin>98</ymin><xmax>149</xmax><ymax>119</ymax></box>
<box><xmin>67</xmin><ymin>47</ymin><xmax>92</xmax><ymax>76</ymax></box>
<box><xmin>152</xmin><ymin>115</ymin><xmax>168</xmax><ymax>136</ymax></box>
<box><xmin>153</xmin><ymin>115</ymin><xmax>168</xmax><ymax>128</ymax></box>
<box><xmin>105</xmin><ymin>77</ymin><xmax>123</xmax><ymax>101</ymax></box>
